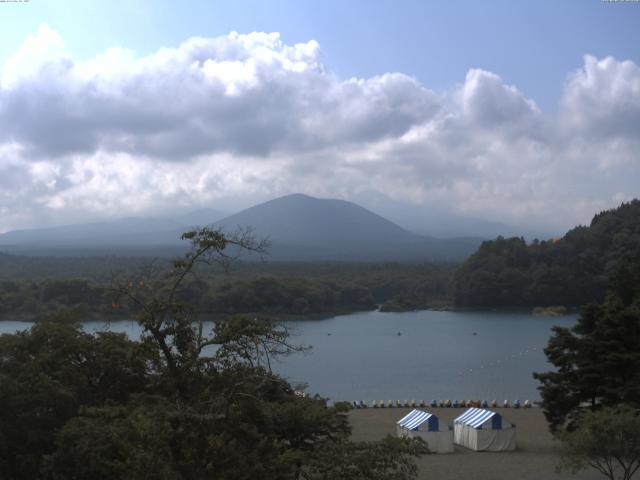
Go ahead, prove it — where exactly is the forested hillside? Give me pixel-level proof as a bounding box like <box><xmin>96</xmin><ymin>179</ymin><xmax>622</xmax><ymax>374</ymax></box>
<box><xmin>0</xmin><ymin>261</ymin><xmax>456</xmax><ymax>320</ymax></box>
<box><xmin>453</xmin><ymin>200</ymin><xmax>640</xmax><ymax>308</ymax></box>
<box><xmin>0</xmin><ymin>276</ymin><xmax>376</xmax><ymax>321</ymax></box>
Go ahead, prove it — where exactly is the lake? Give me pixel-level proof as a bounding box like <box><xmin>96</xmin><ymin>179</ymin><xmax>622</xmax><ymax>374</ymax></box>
<box><xmin>0</xmin><ymin>309</ymin><xmax>575</xmax><ymax>403</ymax></box>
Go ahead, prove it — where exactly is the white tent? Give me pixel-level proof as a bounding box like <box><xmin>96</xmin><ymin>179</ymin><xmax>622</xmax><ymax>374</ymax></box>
<box><xmin>396</xmin><ymin>409</ymin><xmax>453</xmax><ymax>454</ymax></box>
<box><xmin>453</xmin><ymin>408</ymin><xmax>516</xmax><ymax>451</ymax></box>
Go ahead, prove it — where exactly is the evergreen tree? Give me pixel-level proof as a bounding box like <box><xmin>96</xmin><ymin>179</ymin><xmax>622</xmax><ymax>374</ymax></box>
<box><xmin>534</xmin><ymin>253</ymin><xmax>640</xmax><ymax>430</ymax></box>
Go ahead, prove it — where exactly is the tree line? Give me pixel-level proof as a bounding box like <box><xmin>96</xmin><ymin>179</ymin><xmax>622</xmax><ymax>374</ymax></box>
<box><xmin>453</xmin><ymin>200</ymin><xmax>640</xmax><ymax>308</ymax></box>
<box><xmin>0</xmin><ymin>262</ymin><xmax>456</xmax><ymax>321</ymax></box>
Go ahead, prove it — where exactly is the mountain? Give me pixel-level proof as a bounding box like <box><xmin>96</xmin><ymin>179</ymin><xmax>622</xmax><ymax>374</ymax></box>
<box><xmin>214</xmin><ymin>194</ymin><xmax>482</xmax><ymax>261</ymax></box>
<box><xmin>344</xmin><ymin>193</ymin><xmax>555</xmax><ymax>240</ymax></box>
<box><xmin>452</xmin><ymin>199</ymin><xmax>640</xmax><ymax>308</ymax></box>
<box><xmin>0</xmin><ymin>195</ymin><xmax>482</xmax><ymax>260</ymax></box>
<box><xmin>216</xmin><ymin>194</ymin><xmax>421</xmax><ymax>246</ymax></box>
<box><xmin>174</xmin><ymin>208</ymin><xmax>226</xmax><ymax>229</ymax></box>
<box><xmin>0</xmin><ymin>209</ymin><xmax>224</xmax><ymax>256</ymax></box>
<box><xmin>410</xmin><ymin>217</ymin><xmax>553</xmax><ymax>241</ymax></box>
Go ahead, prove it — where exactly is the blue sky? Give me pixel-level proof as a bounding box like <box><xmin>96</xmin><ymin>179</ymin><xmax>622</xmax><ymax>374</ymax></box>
<box><xmin>0</xmin><ymin>0</ymin><xmax>639</xmax><ymax>235</ymax></box>
<box><xmin>3</xmin><ymin>0</ymin><xmax>639</xmax><ymax>110</ymax></box>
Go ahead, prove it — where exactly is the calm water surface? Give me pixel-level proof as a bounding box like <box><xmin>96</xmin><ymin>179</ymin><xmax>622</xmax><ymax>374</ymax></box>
<box><xmin>1</xmin><ymin>310</ymin><xmax>575</xmax><ymax>402</ymax></box>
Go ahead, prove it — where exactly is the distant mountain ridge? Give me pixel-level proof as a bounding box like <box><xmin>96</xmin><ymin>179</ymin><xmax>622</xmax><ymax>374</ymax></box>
<box><xmin>0</xmin><ymin>217</ymin><xmax>182</xmax><ymax>246</ymax></box>
<box><xmin>0</xmin><ymin>209</ymin><xmax>224</xmax><ymax>254</ymax></box>
<box><xmin>0</xmin><ymin>194</ymin><xmax>483</xmax><ymax>261</ymax></box>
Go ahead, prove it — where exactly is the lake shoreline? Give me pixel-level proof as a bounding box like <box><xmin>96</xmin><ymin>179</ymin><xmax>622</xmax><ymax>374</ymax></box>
<box><xmin>0</xmin><ymin>305</ymin><xmax>578</xmax><ymax>323</ymax></box>
<box><xmin>0</xmin><ymin>308</ymin><xmax>376</xmax><ymax>323</ymax></box>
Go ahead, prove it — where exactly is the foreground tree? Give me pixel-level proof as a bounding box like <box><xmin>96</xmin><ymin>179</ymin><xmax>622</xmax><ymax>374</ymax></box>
<box><xmin>1</xmin><ymin>227</ymin><xmax>428</xmax><ymax>479</ymax></box>
<box><xmin>304</xmin><ymin>436</ymin><xmax>428</xmax><ymax>480</ymax></box>
<box><xmin>557</xmin><ymin>405</ymin><xmax>640</xmax><ymax>480</ymax></box>
<box><xmin>0</xmin><ymin>318</ymin><xmax>153</xmax><ymax>479</ymax></box>
<box><xmin>533</xmin><ymin>253</ymin><xmax>640</xmax><ymax>430</ymax></box>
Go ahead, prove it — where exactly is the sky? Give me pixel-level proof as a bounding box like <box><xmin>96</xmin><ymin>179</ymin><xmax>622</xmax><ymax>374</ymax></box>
<box><xmin>0</xmin><ymin>0</ymin><xmax>639</xmax><ymax>235</ymax></box>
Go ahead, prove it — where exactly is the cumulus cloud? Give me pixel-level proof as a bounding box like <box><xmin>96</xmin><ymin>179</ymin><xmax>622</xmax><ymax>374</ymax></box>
<box><xmin>561</xmin><ymin>55</ymin><xmax>640</xmax><ymax>140</ymax></box>
<box><xmin>0</xmin><ymin>25</ymin><xmax>639</xmax><ymax>233</ymax></box>
<box><xmin>460</xmin><ymin>69</ymin><xmax>541</xmax><ymax>131</ymax></box>
<box><xmin>0</xmin><ymin>27</ymin><xmax>437</xmax><ymax>160</ymax></box>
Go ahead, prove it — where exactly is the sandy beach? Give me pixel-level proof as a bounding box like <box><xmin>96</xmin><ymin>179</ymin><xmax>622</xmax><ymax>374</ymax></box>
<box><xmin>349</xmin><ymin>407</ymin><xmax>602</xmax><ymax>480</ymax></box>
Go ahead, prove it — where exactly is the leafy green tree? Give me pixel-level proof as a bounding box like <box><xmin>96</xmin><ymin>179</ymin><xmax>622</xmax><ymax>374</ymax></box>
<box><xmin>43</xmin><ymin>402</ymin><xmax>183</xmax><ymax>480</ymax></box>
<box><xmin>557</xmin><ymin>405</ymin><xmax>640</xmax><ymax>480</ymax></box>
<box><xmin>303</xmin><ymin>436</ymin><xmax>427</xmax><ymax>480</ymax></box>
<box><xmin>0</xmin><ymin>318</ymin><xmax>152</xmax><ymax>480</ymax></box>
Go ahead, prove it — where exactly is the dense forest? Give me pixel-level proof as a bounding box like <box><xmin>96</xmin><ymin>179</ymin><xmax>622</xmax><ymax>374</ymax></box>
<box><xmin>0</xmin><ymin>276</ymin><xmax>375</xmax><ymax>321</ymax></box>
<box><xmin>453</xmin><ymin>200</ymin><xmax>640</xmax><ymax>308</ymax></box>
<box><xmin>0</xmin><ymin>258</ymin><xmax>455</xmax><ymax>320</ymax></box>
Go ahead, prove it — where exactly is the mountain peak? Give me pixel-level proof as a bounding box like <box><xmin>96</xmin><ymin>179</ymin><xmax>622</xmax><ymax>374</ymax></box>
<box><xmin>217</xmin><ymin>194</ymin><xmax>420</xmax><ymax>247</ymax></box>
<box><xmin>0</xmin><ymin>195</ymin><xmax>482</xmax><ymax>260</ymax></box>
<box><xmin>278</xmin><ymin>193</ymin><xmax>316</xmax><ymax>200</ymax></box>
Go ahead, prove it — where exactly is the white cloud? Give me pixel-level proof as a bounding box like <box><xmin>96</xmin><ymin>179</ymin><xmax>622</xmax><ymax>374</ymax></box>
<box><xmin>1</xmin><ymin>24</ymin><xmax>69</xmax><ymax>89</ymax></box>
<box><xmin>460</xmin><ymin>69</ymin><xmax>541</xmax><ymax>130</ymax></box>
<box><xmin>0</xmin><ymin>26</ymin><xmax>638</xmax><ymax>234</ymax></box>
<box><xmin>561</xmin><ymin>55</ymin><xmax>640</xmax><ymax>140</ymax></box>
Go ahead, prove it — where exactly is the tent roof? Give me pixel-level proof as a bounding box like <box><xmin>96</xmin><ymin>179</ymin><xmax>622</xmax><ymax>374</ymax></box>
<box><xmin>397</xmin><ymin>409</ymin><xmax>434</xmax><ymax>430</ymax></box>
<box><xmin>454</xmin><ymin>408</ymin><xmax>499</xmax><ymax>429</ymax></box>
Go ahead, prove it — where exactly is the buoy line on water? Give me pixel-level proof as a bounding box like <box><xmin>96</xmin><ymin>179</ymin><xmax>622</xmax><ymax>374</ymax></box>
<box><xmin>455</xmin><ymin>343</ymin><xmax>543</xmax><ymax>378</ymax></box>
<box><xmin>346</xmin><ymin>399</ymin><xmax>534</xmax><ymax>409</ymax></box>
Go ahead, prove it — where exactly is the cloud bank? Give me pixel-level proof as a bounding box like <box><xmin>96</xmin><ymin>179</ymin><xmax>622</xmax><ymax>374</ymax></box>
<box><xmin>0</xmin><ymin>25</ymin><xmax>638</xmax><ymax>233</ymax></box>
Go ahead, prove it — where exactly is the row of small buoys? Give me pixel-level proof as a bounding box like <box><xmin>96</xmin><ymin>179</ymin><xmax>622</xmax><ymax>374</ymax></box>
<box><xmin>351</xmin><ymin>399</ymin><xmax>533</xmax><ymax>409</ymax></box>
<box><xmin>456</xmin><ymin>345</ymin><xmax>543</xmax><ymax>378</ymax></box>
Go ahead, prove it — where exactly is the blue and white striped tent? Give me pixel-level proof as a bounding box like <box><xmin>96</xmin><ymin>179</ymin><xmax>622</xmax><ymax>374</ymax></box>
<box><xmin>454</xmin><ymin>407</ymin><xmax>503</xmax><ymax>430</ymax></box>
<box><xmin>454</xmin><ymin>408</ymin><xmax>516</xmax><ymax>451</ymax></box>
<box><xmin>397</xmin><ymin>409</ymin><xmax>439</xmax><ymax>432</ymax></box>
<box><xmin>396</xmin><ymin>409</ymin><xmax>453</xmax><ymax>453</ymax></box>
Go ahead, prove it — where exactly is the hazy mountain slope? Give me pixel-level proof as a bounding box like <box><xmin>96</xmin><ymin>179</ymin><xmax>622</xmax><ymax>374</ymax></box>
<box><xmin>0</xmin><ymin>195</ymin><xmax>482</xmax><ymax>260</ymax></box>
<box><xmin>175</xmin><ymin>208</ymin><xmax>225</xmax><ymax>229</ymax></box>
<box><xmin>0</xmin><ymin>209</ymin><xmax>224</xmax><ymax>252</ymax></box>
<box><xmin>0</xmin><ymin>218</ymin><xmax>180</xmax><ymax>246</ymax></box>
<box><xmin>411</xmin><ymin>217</ymin><xmax>553</xmax><ymax>241</ymax></box>
<box><xmin>216</xmin><ymin>193</ymin><xmax>422</xmax><ymax>246</ymax></box>
<box><xmin>215</xmin><ymin>194</ymin><xmax>482</xmax><ymax>261</ymax></box>
<box><xmin>347</xmin><ymin>193</ymin><xmax>555</xmax><ymax>240</ymax></box>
